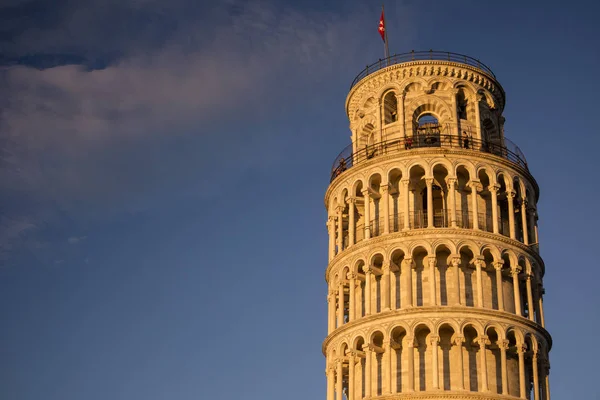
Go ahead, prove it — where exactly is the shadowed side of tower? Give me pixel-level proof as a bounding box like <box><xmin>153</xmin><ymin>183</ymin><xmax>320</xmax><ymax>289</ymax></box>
<box><xmin>323</xmin><ymin>51</ymin><xmax>551</xmax><ymax>400</ymax></box>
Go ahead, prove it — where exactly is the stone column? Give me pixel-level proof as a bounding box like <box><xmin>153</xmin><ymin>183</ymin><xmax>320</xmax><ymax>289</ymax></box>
<box><xmin>348</xmin><ymin>273</ymin><xmax>356</xmax><ymax>321</ymax></box>
<box><xmin>347</xmin><ymin>197</ymin><xmax>356</xmax><ymax>246</ymax></box>
<box><xmin>347</xmin><ymin>352</ymin><xmax>355</xmax><ymax>400</ymax></box>
<box><xmin>426</xmin><ymin>178</ymin><xmax>434</xmax><ymax>228</ymax></box>
<box><xmin>511</xmin><ymin>267</ymin><xmax>523</xmax><ymax>316</ymax></box>
<box><xmin>451</xmin><ymin>256</ymin><xmax>462</xmax><ymax>305</ymax></box>
<box><xmin>533</xmin><ymin>352</ymin><xmax>540</xmax><ymax>400</ymax></box>
<box><xmin>382</xmin><ymin>262</ymin><xmax>391</xmax><ymax>311</ymax></box>
<box><xmin>451</xmin><ymin>89</ymin><xmax>460</xmax><ymax>136</ymax></box>
<box><xmin>389</xmin><ymin>262</ymin><xmax>398</xmax><ymax>310</ymax></box>
<box><xmin>427</xmin><ymin>256</ymin><xmax>437</xmax><ymax>306</ymax></box>
<box><xmin>470</xmin><ymin>181</ymin><xmax>481</xmax><ymax>230</ymax></box>
<box><xmin>328</xmin><ymin>291</ymin><xmax>336</xmax><ymax>333</ymax></box>
<box><xmin>382</xmin><ymin>184</ymin><xmax>390</xmax><ymax>234</ymax></box>
<box><xmin>479</xmin><ymin>335</ymin><xmax>490</xmax><ymax>392</ymax></box>
<box><xmin>363</xmin><ymin>345</ymin><xmax>372</xmax><ymax>397</ymax></box>
<box><xmin>405</xmin><ymin>336</ymin><xmax>415</xmax><ymax>392</ymax></box>
<box><xmin>396</xmin><ymin>93</ymin><xmax>406</xmax><ymax>138</ymax></box>
<box><xmin>327</xmin><ymin>365</ymin><xmax>335</xmax><ymax>400</ymax></box>
<box><xmin>446</xmin><ymin>177</ymin><xmax>458</xmax><ymax>228</ymax></box>
<box><xmin>494</xmin><ymin>261</ymin><xmax>505</xmax><ymax>311</ymax></box>
<box><xmin>389</xmin><ymin>339</ymin><xmax>400</xmax><ymax>393</ymax></box>
<box><xmin>521</xmin><ymin>200</ymin><xmax>529</xmax><ymax>245</ymax></box>
<box><xmin>337</xmin><ymin>281</ymin><xmax>345</xmax><ymax>327</ymax></box>
<box><xmin>507</xmin><ymin>191</ymin><xmax>516</xmax><ymax>240</ymax></box>
<box><xmin>453</xmin><ymin>335</ymin><xmax>465</xmax><ymax>390</ymax></box>
<box><xmin>490</xmin><ymin>184</ymin><xmax>500</xmax><ymax>234</ymax></box>
<box><xmin>336</xmin><ymin>205</ymin><xmax>344</xmax><ymax>251</ymax></box>
<box><xmin>528</xmin><ymin>207</ymin><xmax>539</xmax><ymax>244</ymax></box>
<box><xmin>431</xmin><ymin>335</ymin><xmax>440</xmax><ymax>390</ymax></box>
<box><xmin>363</xmin><ymin>266</ymin><xmax>372</xmax><ymax>316</ymax></box>
<box><xmin>327</xmin><ymin>216</ymin><xmax>336</xmax><ymax>261</ymax></box>
<box><xmin>400</xmin><ymin>179</ymin><xmax>411</xmax><ymax>230</ymax></box>
<box><xmin>362</xmin><ymin>190</ymin><xmax>371</xmax><ymax>239</ymax></box>
<box><xmin>404</xmin><ymin>258</ymin><xmax>414</xmax><ymax>307</ymax></box>
<box><xmin>499</xmin><ymin>339</ymin><xmax>509</xmax><ymax>395</ymax></box>
<box><xmin>474</xmin><ymin>93</ymin><xmax>483</xmax><ymax>140</ymax></box>
<box><xmin>517</xmin><ymin>344</ymin><xmax>527</xmax><ymax>398</ymax></box>
<box><xmin>543</xmin><ymin>358</ymin><xmax>551</xmax><ymax>400</ymax></box>
<box><xmin>526</xmin><ymin>274</ymin><xmax>535</xmax><ymax>321</ymax></box>
<box><xmin>538</xmin><ymin>285</ymin><xmax>546</xmax><ymax>328</ymax></box>
<box><xmin>382</xmin><ymin>341</ymin><xmax>391</xmax><ymax>394</ymax></box>
<box><xmin>336</xmin><ymin>358</ymin><xmax>344</xmax><ymax>400</ymax></box>
<box><xmin>474</xmin><ymin>258</ymin><xmax>485</xmax><ymax>308</ymax></box>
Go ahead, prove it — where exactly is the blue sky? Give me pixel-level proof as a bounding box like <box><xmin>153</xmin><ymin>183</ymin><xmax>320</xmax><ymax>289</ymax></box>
<box><xmin>0</xmin><ymin>1</ymin><xmax>599</xmax><ymax>399</ymax></box>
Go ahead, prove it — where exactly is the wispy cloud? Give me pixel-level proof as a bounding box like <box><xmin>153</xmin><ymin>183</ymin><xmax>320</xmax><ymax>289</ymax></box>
<box><xmin>0</xmin><ymin>0</ymin><xmax>414</xmax><ymax>263</ymax></box>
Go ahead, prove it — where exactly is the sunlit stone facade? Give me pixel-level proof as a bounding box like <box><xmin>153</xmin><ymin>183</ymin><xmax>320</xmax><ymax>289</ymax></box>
<box><xmin>323</xmin><ymin>52</ymin><xmax>551</xmax><ymax>400</ymax></box>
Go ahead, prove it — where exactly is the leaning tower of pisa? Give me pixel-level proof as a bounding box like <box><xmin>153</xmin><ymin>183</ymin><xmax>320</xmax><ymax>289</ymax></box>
<box><xmin>324</xmin><ymin>51</ymin><xmax>551</xmax><ymax>400</ymax></box>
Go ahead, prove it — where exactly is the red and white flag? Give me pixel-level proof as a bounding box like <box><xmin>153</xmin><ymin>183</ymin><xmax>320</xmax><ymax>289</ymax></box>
<box><xmin>378</xmin><ymin>10</ymin><xmax>386</xmax><ymax>42</ymax></box>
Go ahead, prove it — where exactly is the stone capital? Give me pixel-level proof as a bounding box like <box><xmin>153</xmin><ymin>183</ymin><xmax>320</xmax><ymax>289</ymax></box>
<box><xmin>425</xmin><ymin>177</ymin><xmax>435</xmax><ymax>187</ymax></box>
<box><xmin>507</xmin><ymin>190</ymin><xmax>516</xmax><ymax>198</ymax></box>
<box><xmin>449</xmin><ymin>255</ymin><xmax>462</xmax><ymax>268</ymax></box>
<box><xmin>445</xmin><ymin>177</ymin><xmax>457</xmax><ymax>188</ymax></box>
<box><xmin>493</xmin><ymin>260</ymin><xmax>505</xmax><ymax>271</ymax></box>
<box><xmin>489</xmin><ymin>184</ymin><xmax>500</xmax><ymax>193</ymax></box>
<box><xmin>426</xmin><ymin>256</ymin><xmax>437</xmax><ymax>268</ymax></box>
<box><xmin>452</xmin><ymin>335</ymin><xmax>465</xmax><ymax>346</ymax></box>
<box><xmin>498</xmin><ymin>339</ymin><xmax>510</xmax><ymax>350</ymax></box>
<box><xmin>346</xmin><ymin>197</ymin><xmax>356</xmax><ymax>205</ymax></box>
<box><xmin>510</xmin><ymin>266</ymin><xmax>522</xmax><ymax>276</ymax></box>
<box><xmin>429</xmin><ymin>335</ymin><xmax>440</xmax><ymax>346</ymax></box>
<box><xmin>362</xmin><ymin>265</ymin><xmax>372</xmax><ymax>275</ymax></box>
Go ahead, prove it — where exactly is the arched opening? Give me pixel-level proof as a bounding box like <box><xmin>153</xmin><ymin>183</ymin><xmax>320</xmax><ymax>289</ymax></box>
<box><xmin>501</xmin><ymin>253</ymin><xmax>516</xmax><ymax>314</ymax></box>
<box><xmin>456</xmin><ymin>166</ymin><xmax>472</xmax><ymax>228</ymax></box>
<box><xmin>409</xmin><ymin>165</ymin><xmax>426</xmax><ymax>228</ymax></box>
<box><xmin>390</xmin><ymin>326</ymin><xmax>407</xmax><ymax>392</ymax></box>
<box><xmin>371</xmin><ymin>254</ymin><xmax>385</xmax><ymax>313</ymax></box>
<box><xmin>482</xmin><ymin>249</ymin><xmax>497</xmax><ymax>309</ymax></box>
<box><xmin>415</xmin><ymin>114</ymin><xmax>441</xmax><ymax>147</ymax></box>
<box><xmin>383</xmin><ymin>91</ymin><xmax>398</xmax><ymax>124</ymax></box>
<box><xmin>459</xmin><ymin>247</ymin><xmax>475</xmax><ymax>307</ymax></box>
<box><xmin>436</xmin><ymin>245</ymin><xmax>452</xmax><ymax>305</ymax></box>
<box><xmin>354</xmin><ymin>337</ymin><xmax>366</xmax><ymax>398</ymax></box>
<box><xmin>506</xmin><ymin>330</ymin><xmax>521</xmax><ymax>397</ymax></box>
<box><xmin>439</xmin><ymin>323</ymin><xmax>456</xmax><ymax>390</ymax></box>
<box><xmin>478</xmin><ymin>169</ymin><xmax>493</xmax><ymax>232</ymax></box>
<box><xmin>413</xmin><ymin>247</ymin><xmax>428</xmax><ymax>307</ymax></box>
<box><xmin>415</xmin><ymin>324</ymin><xmax>432</xmax><ymax>391</ymax></box>
<box><xmin>514</xmin><ymin>178</ymin><xmax>525</xmax><ymax>243</ymax></box>
<box><xmin>432</xmin><ymin>164</ymin><xmax>449</xmax><ymax>227</ymax></box>
<box><xmin>486</xmin><ymin>327</ymin><xmax>503</xmax><ymax>394</ymax></box>
<box><xmin>497</xmin><ymin>174</ymin><xmax>510</xmax><ymax>237</ymax></box>
<box><xmin>354</xmin><ymin>182</ymin><xmax>365</xmax><ymax>243</ymax></box>
<box><xmin>457</xmin><ymin>89</ymin><xmax>469</xmax><ymax>120</ymax></box>
<box><xmin>368</xmin><ymin>331</ymin><xmax>385</xmax><ymax>395</ymax></box>
<box><xmin>463</xmin><ymin>325</ymin><xmax>481</xmax><ymax>391</ymax></box>
<box><xmin>391</xmin><ymin>249</ymin><xmax>406</xmax><ymax>309</ymax></box>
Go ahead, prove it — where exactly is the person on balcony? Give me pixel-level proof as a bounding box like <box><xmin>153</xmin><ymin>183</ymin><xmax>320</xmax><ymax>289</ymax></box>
<box><xmin>462</xmin><ymin>131</ymin><xmax>470</xmax><ymax>149</ymax></box>
<box><xmin>405</xmin><ymin>136</ymin><xmax>413</xmax><ymax>150</ymax></box>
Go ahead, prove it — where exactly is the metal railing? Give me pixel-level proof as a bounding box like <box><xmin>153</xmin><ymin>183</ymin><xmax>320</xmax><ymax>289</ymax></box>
<box><xmin>330</xmin><ymin>134</ymin><xmax>527</xmax><ymax>182</ymax></box>
<box><xmin>350</xmin><ymin>50</ymin><xmax>497</xmax><ymax>89</ymax></box>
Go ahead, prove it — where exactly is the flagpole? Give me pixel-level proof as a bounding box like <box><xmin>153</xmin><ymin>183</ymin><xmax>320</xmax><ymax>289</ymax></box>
<box><xmin>382</xmin><ymin>4</ymin><xmax>390</xmax><ymax>64</ymax></box>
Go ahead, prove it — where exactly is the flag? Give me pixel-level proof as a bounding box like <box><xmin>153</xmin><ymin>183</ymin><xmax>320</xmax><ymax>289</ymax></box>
<box><xmin>378</xmin><ymin>10</ymin><xmax>386</xmax><ymax>42</ymax></box>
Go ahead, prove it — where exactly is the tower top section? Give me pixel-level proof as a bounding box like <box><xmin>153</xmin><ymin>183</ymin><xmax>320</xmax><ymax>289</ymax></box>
<box><xmin>335</xmin><ymin>50</ymin><xmax>529</xmax><ymax>183</ymax></box>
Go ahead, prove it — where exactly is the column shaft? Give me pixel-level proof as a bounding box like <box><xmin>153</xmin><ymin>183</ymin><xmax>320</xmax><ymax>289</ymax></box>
<box><xmin>364</xmin><ymin>349</ymin><xmax>372</xmax><ymax>397</ymax></box>
<box><xmin>327</xmin><ymin>366</ymin><xmax>335</xmax><ymax>400</ymax></box>
<box><xmin>348</xmin><ymin>199</ymin><xmax>356</xmax><ymax>246</ymax></box>
<box><xmin>336</xmin><ymin>206</ymin><xmax>344</xmax><ymax>251</ymax></box>
<box><xmin>452</xmin><ymin>257</ymin><xmax>462</xmax><ymax>305</ymax></box>
<box><xmin>336</xmin><ymin>360</ymin><xmax>343</xmax><ymax>400</ymax></box>
<box><xmin>526</xmin><ymin>275</ymin><xmax>535</xmax><ymax>321</ymax></box>
<box><xmin>348</xmin><ymin>276</ymin><xmax>356</xmax><ymax>321</ymax></box>
<box><xmin>491</xmin><ymin>185</ymin><xmax>499</xmax><ymax>233</ymax></box>
<box><xmin>362</xmin><ymin>190</ymin><xmax>371</xmax><ymax>239</ymax></box>
<box><xmin>348</xmin><ymin>356</ymin><xmax>355</xmax><ymax>400</ymax></box>
<box><xmin>512</xmin><ymin>269</ymin><xmax>522</xmax><ymax>316</ymax></box>
<box><xmin>337</xmin><ymin>283</ymin><xmax>345</xmax><ymax>327</ymax></box>
<box><xmin>454</xmin><ymin>336</ymin><xmax>465</xmax><ymax>390</ymax></box>
<box><xmin>475</xmin><ymin>259</ymin><xmax>484</xmax><ymax>308</ymax></box>
<box><xmin>447</xmin><ymin>178</ymin><xmax>457</xmax><ymax>228</ymax></box>
<box><xmin>382</xmin><ymin>264</ymin><xmax>391</xmax><ymax>311</ymax></box>
<box><xmin>382</xmin><ymin>185</ymin><xmax>390</xmax><ymax>234</ymax></box>
<box><xmin>328</xmin><ymin>293</ymin><xmax>336</xmax><ymax>333</ymax></box>
<box><xmin>431</xmin><ymin>336</ymin><xmax>440</xmax><ymax>389</ymax></box>
<box><xmin>508</xmin><ymin>191</ymin><xmax>516</xmax><ymax>239</ymax></box>
<box><xmin>402</xmin><ymin>180</ymin><xmax>410</xmax><ymax>230</ymax></box>
<box><xmin>404</xmin><ymin>259</ymin><xmax>413</xmax><ymax>307</ymax></box>
<box><xmin>521</xmin><ymin>201</ymin><xmax>529</xmax><ymax>245</ymax></box>
<box><xmin>471</xmin><ymin>181</ymin><xmax>480</xmax><ymax>230</ymax></box>
<box><xmin>428</xmin><ymin>257</ymin><xmax>437</xmax><ymax>306</ymax></box>
<box><xmin>518</xmin><ymin>347</ymin><xmax>526</xmax><ymax>398</ymax></box>
<box><xmin>480</xmin><ymin>336</ymin><xmax>489</xmax><ymax>391</ymax></box>
<box><xmin>426</xmin><ymin>178</ymin><xmax>434</xmax><ymax>228</ymax></box>
<box><xmin>495</xmin><ymin>263</ymin><xmax>505</xmax><ymax>311</ymax></box>
<box><xmin>499</xmin><ymin>341</ymin><xmax>509</xmax><ymax>395</ymax></box>
<box><xmin>406</xmin><ymin>338</ymin><xmax>415</xmax><ymax>392</ymax></box>
<box><xmin>364</xmin><ymin>268</ymin><xmax>372</xmax><ymax>316</ymax></box>
<box><xmin>533</xmin><ymin>355</ymin><xmax>540</xmax><ymax>400</ymax></box>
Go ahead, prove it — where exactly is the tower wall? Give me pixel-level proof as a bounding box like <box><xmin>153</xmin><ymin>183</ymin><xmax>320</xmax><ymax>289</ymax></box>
<box><xmin>324</xmin><ymin>53</ymin><xmax>550</xmax><ymax>400</ymax></box>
